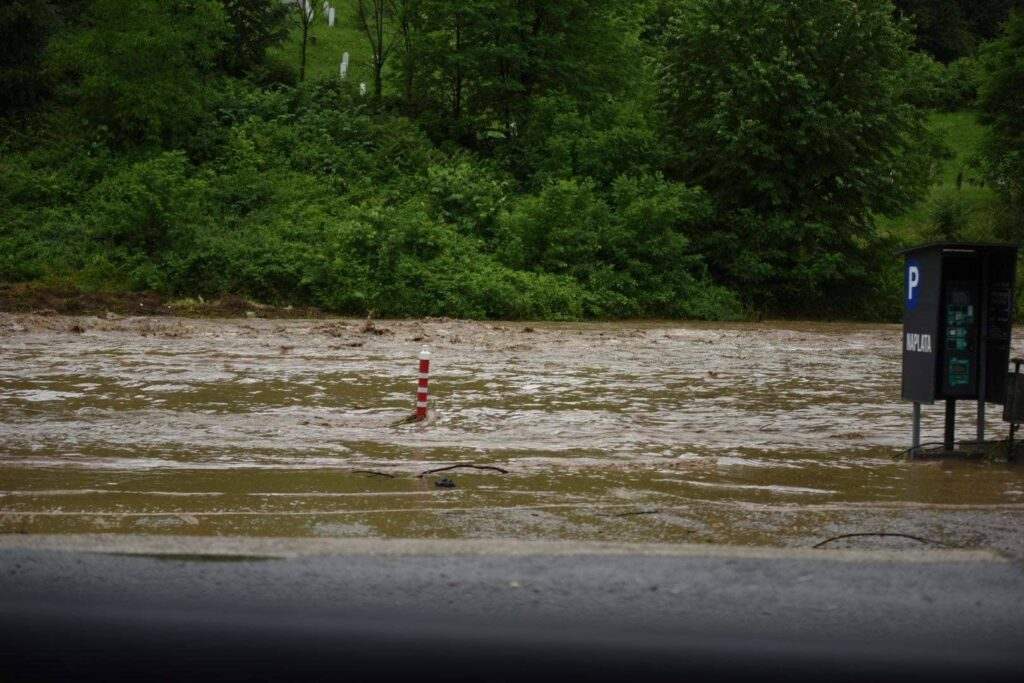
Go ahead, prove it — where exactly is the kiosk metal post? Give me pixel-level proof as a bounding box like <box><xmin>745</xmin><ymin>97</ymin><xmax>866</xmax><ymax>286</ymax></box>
<box><xmin>944</xmin><ymin>400</ymin><xmax>956</xmax><ymax>450</ymax></box>
<box><xmin>978</xmin><ymin>252</ymin><xmax>988</xmax><ymax>446</ymax></box>
<box><xmin>912</xmin><ymin>402</ymin><xmax>921</xmax><ymax>453</ymax></box>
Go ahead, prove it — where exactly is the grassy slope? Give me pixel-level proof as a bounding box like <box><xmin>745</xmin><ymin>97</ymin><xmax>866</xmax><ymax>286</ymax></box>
<box><xmin>879</xmin><ymin>111</ymin><xmax>999</xmax><ymax>244</ymax></box>
<box><xmin>270</xmin><ymin>2</ymin><xmax>373</xmax><ymax>83</ymax></box>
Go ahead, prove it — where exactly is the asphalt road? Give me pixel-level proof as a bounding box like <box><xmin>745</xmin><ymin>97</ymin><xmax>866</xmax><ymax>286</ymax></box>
<box><xmin>2</xmin><ymin>537</ymin><xmax>1023</xmax><ymax>681</ymax></box>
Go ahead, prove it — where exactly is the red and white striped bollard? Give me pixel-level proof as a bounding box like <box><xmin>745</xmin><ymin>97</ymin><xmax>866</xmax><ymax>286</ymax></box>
<box><xmin>416</xmin><ymin>348</ymin><xmax>430</xmax><ymax>421</ymax></box>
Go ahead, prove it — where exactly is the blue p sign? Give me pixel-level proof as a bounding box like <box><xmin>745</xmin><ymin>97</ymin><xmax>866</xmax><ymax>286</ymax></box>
<box><xmin>906</xmin><ymin>259</ymin><xmax>920</xmax><ymax>311</ymax></box>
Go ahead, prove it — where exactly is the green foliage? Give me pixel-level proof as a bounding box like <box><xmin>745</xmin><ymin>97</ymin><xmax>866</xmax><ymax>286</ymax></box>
<box><xmin>496</xmin><ymin>175</ymin><xmax>742</xmax><ymax>319</ymax></box>
<box><xmin>895</xmin><ymin>0</ymin><xmax>1024</xmax><ymax>61</ymax></box>
<box><xmin>5</xmin><ymin>0</ymin><xmax>1011</xmax><ymax>323</ymax></box>
<box><xmin>0</xmin><ymin>1</ymin><xmax>58</xmax><ymax>113</ymax></box>
<box><xmin>661</xmin><ymin>0</ymin><xmax>928</xmax><ymax>222</ymax></box>
<box><xmin>895</xmin><ymin>0</ymin><xmax>976</xmax><ymax>62</ymax></box>
<box><xmin>219</xmin><ymin>0</ymin><xmax>290</xmax><ymax>76</ymax></box>
<box><xmin>394</xmin><ymin>1</ymin><xmax>638</xmax><ymax>148</ymax></box>
<box><xmin>945</xmin><ymin>56</ymin><xmax>982</xmax><ymax>108</ymax></box>
<box><xmin>977</xmin><ymin>10</ymin><xmax>1024</xmax><ymax>235</ymax></box>
<box><xmin>48</xmin><ymin>0</ymin><xmax>230</xmax><ymax>145</ymax></box>
<box><xmin>659</xmin><ymin>0</ymin><xmax>934</xmax><ymax>315</ymax></box>
<box><xmin>964</xmin><ymin>1</ymin><xmax>1024</xmax><ymax>41</ymax></box>
<box><xmin>879</xmin><ymin>111</ymin><xmax>1000</xmax><ymax>246</ymax></box>
<box><xmin>508</xmin><ymin>95</ymin><xmax>665</xmax><ymax>189</ymax></box>
<box><xmin>85</xmin><ymin>152</ymin><xmax>211</xmax><ymax>259</ymax></box>
<box><xmin>423</xmin><ymin>159</ymin><xmax>511</xmax><ymax>240</ymax></box>
<box><xmin>899</xmin><ymin>51</ymin><xmax>950</xmax><ymax>109</ymax></box>
<box><xmin>898</xmin><ymin>53</ymin><xmax>981</xmax><ymax>111</ymax></box>
<box><xmin>929</xmin><ymin>194</ymin><xmax>972</xmax><ymax>239</ymax></box>
<box><xmin>0</xmin><ymin>83</ymin><xmax>593</xmax><ymax>319</ymax></box>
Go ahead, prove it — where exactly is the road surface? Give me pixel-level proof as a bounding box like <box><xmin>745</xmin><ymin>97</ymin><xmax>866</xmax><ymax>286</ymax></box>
<box><xmin>2</xmin><ymin>536</ymin><xmax>1022</xmax><ymax>681</ymax></box>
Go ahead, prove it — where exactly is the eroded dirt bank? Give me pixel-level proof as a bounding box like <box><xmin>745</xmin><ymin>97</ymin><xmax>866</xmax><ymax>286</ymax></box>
<box><xmin>2</xmin><ymin>313</ymin><xmax>1023</xmax><ymax>557</ymax></box>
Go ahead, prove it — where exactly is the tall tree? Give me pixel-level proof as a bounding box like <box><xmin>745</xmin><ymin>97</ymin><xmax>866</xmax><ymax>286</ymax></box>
<box><xmin>392</xmin><ymin>1</ymin><xmax>632</xmax><ymax>146</ymax></box>
<box><xmin>978</xmin><ymin>10</ymin><xmax>1024</xmax><ymax>233</ymax></box>
<box><xmin>961</xmin><ymin>0</ymin><xmax>1024</xmax><ymax>41</ymax></box>
<box><xmin>355</xmin><ymin>0</ymin><xmax>398</xmax><ymax>101</ymax></box>
<box><xmin>894</xmin><ymin>0</ymin><xmax>974</xmax><ymax>62</ymax></box>
<box><xmin>659</xmin><ymin>0</ymin><xmax>933</xmax><ymax>314</ymax></box>
<box><xmin>220</xmin><ymin>0</ymin><xmax>289</xmax><ymax>75</ymax></box>
<box><xmin>0</xmin><ymin>0</ymin><xmax>58</xmax><ymax>113</ymax></box>
<box><xmin>392</xmin><ymin>0</ymin><xmax>422</xmax><ymax>112</ymax></box>
<box><xmin>286</xmin><ymin>0</ymin><xmax>315</xmax><ymax>81</ymax></box>
<box><xmin>660</xmin><ymin>0</ymin><xmax>928</xmax><ymax>220</ymax></box>
<box><xmin>893</xmin><ymin>1</ymin><xmax>1024</xmax><ymax>60</ymax></box>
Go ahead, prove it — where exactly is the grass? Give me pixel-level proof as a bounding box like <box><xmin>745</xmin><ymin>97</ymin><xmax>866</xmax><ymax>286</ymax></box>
<box><xmin>270</xmin><ymin>2</ymin><xmax>374</xmax><ymax>84</ymax></box>
<box><xmin>879</xmin><ymin>111</ymin><xmax>1000</xmax><ymax>244</ymax></box>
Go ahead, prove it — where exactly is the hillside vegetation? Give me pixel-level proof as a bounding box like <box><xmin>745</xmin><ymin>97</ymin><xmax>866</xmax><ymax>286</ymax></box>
<box><xmin>1</xmin><ymin>1</ymin><xmax>1022</xmax><ymax>320</ymax></box>
<box><xmin>270</xmin><ymin>5</ymin><xmax>369</xmax><ymax>82</ymax></box>
<box><xmin>879</xmin><ymin>111</ymin><xmax>1000</xmax><ymax>244</ymax></box>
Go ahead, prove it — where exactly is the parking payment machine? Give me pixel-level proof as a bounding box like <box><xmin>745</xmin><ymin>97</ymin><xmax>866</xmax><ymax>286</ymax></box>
<box><xmin>901</xmin><ymin>243</ymin><xmax>1018</xmax><ymax>454</ymax></box>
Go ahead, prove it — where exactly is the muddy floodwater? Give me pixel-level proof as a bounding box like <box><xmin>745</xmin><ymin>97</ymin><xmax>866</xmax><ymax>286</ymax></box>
<box><xmin>2</xmin><ymin>313</ymin><xmax>1023</xmax><ymax>556</ymax></box>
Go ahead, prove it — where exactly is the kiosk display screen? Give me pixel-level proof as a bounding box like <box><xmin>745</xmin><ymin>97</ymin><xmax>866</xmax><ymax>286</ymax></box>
<box><xmin>942</xmin><ymin>281</ymin><xmax>978</xmax><ymax>396</ymax></box>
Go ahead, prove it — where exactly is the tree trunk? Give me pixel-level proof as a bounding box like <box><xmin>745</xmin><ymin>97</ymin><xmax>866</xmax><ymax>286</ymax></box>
<box><xmin>300</xmin><ymin>21</ymin><xmax>308</xmax><ymax>81</ymax></box>
<box><xmin>401</xmin><ymin>16</ymin><xmax>414</xmax><ymax>112</ymax></box>
<box><xmin>453</xmin><ymin>14</ymin><xmax>462</xmax><ymax>121</ymax></box>
<box><xmin>374</xmin><ymin>1</ymin><xmax>384</xmax><ymax>102</ymax></box>
<box><xmin>374</xmin><ymin>58</ymin><xmax>383</xmax><ymax>100</ymax></box>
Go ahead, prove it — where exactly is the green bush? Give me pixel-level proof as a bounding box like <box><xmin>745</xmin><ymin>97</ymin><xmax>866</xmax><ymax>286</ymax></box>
<box><xmin>944</xmin><ymin>56</ymin><xmax>981</xmax><ymax>109</ymax></box>
<box><xmin>48</xmin><ymin>0</ymin><xmax>230</xmax><ymax>146</ymax></box>
<box><xmin>509</xmin><ymin>95</ymin><xmax>664</xmax><ymax>189</ymax></box>
<box><xmin>659</xmin><ymin>0</ymin><xmax>936</xmax><ymax>317</ymax></box>
<box><xmin>0</xmin><ymin>1</ymin><xmax>57</xmax><ymax>113</ymax></box>
<box><xmin>84</xmin><ymin>152</ymin><xmax>211</xmax><ymax>259</ymax></box>
<box><xmin>898</xmin><ymin>52</ymin><xmax>980</xmax><ymax>111</ymax></box>
<box><xmin>496</xmin><ymin>174</ymin><xmax>742</xmax><ymax>319</ymax></box>
<box><xmin>977</xmin><ymin>11</ymin><xmax>1024</xmax><ymax>236</ymax></box>
<box><xmin>929</xmin><ymin>193</ymin><xmax>972</xmax><ymax>239</ymax></box>
<box><xmin>899</xmin><ymin>51</ymin><xmax>950</xmax><ymax>109</ymax></box>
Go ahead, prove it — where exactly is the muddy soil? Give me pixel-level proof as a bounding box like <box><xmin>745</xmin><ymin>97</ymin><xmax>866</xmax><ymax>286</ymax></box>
<box><xmin>0</xmin><ymin>284</ymin><xmax>322</xmax><ymax>318</ymax></box>
<box><xmin>2</xmin><ymin>313</ymin><xmax>1023</xmax><ymax>558</ymax></box>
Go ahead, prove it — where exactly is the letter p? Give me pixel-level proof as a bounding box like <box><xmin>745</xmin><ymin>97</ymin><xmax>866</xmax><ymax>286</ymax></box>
<box><xmin>907</xmin><ymin>264</ymin><xmax>920</xmax><ymax>309</ymax></box>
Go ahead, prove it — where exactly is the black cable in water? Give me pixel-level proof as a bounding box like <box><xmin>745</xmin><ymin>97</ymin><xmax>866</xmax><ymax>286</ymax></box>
<box><xmin>813</xmin><ymin>532</ymin><xmax>949</xmax><ymax>549</ymax></box>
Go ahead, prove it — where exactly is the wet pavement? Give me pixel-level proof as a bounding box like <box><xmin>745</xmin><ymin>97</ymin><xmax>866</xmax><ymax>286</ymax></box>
<box><xmin>5</xmin><ymin>540</ymin><xmax>1022</xmax><ymax>681</ymax></box>
<box><xmin>1</xmin><ymin>313</ymin><xmax>1023</xmax><ymax>556</ymax></box>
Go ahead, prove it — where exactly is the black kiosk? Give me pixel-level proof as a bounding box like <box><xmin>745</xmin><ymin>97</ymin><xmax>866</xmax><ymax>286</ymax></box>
<box><xmin>901</xmin><ymin>242</ymin><xmax>1018</xmax><ymax>454</ymax></box>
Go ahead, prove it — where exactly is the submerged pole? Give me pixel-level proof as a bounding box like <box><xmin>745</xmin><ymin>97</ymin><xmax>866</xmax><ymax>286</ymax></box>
<box><xmin>1010</xmin><ymin>358</ymin><xmax>1023</xmax><ymax>462</ymax></box>
<box><xmin>978</xmin><ymin>252</ymin><xmax>989</xmax><ymax>448</ymax></box>
<box><xmin>944</xmin><ymin>399</ymin><xmax>956</xmax><ymax>451</ymax></box>
<box><xmin>416</xmin><ymin>348</ymin><xmax>430</xmax><ymax>421</ymax></box>
<box><xmin>911</xmin><ymin>402</ymin><xmax>921</xmax><ymax>456</ymax></box>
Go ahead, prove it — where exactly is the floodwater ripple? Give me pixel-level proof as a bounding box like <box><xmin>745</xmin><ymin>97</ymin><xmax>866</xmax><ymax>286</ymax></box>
<box><xmin>2</xmin><ymin>315</ymin><xmax>1023</xmax><ymax>550</ymax></box>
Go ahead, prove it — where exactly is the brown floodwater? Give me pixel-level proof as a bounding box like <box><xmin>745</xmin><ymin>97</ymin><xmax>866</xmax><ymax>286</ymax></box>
<box><xmin>2</xmin><ymin>313</ymin><xmax>1023</xmax><ymax>555</ymax></box>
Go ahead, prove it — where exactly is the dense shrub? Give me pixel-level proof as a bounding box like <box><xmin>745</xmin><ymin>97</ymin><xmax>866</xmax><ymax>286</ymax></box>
<box><xmin>929</xmin><ymin>194</ymin><xmax>972</xmax><ymax>239</ymax></box>
<box><xmin>977</xmin><ymin>11</ymin><xmax>1024</xmax><ymax>237</ymax></box>
<box><xmin>944</xmin><ymin>57</ymin><xmax>981</xmax><ymax>109</ymax></box>
<box><xmin>496</xmin><ymin>175</ymin><xmax>742</xmax><ymax>319</ymax></box>
<box><xmin>508</xmin><ymin>96</ymin><xmax>665</xmax><ymax>189</ymax></box>
<box><xmin>0</xmin><ymin>1</ymin><xmax>57</xmax><ymax>113</ymax></box>
<box><xmin>899</xmin><ymin>53</ymin><xmax>980</xmax><ymax>110</ymax></box>
<box><xmin>47</xmin><ymin>0</ymin><xmax>230</xmax><ymax>146</ymax></box>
